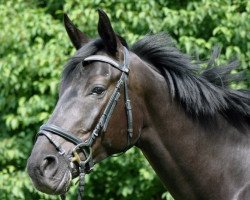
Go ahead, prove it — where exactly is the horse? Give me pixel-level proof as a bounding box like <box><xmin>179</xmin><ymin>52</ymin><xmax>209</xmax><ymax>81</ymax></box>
<box><xmin>27</xmin><ymin>9</ymin><xmax>250</xmax><ymax>200</ymax></box>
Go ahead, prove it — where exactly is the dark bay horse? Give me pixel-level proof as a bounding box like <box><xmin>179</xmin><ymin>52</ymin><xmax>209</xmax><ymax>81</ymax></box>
<box><xmin>27</xmin><ymin>9</ymin><xmax>250</xmax><ymax>200</ymax></box>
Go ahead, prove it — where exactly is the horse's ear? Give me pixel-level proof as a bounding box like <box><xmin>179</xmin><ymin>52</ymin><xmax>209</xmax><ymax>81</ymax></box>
<box><xmin>64</xmin><ymin>14</ymin><xmax>89</xmax><ymax>50</ymax></box>
<box><xmin>97</xmin><ymin>9</ymin><xmax>122</xmax><ymax>56</ymax></box>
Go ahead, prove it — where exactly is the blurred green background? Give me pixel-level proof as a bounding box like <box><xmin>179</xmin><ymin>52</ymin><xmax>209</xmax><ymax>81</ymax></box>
<box><xmin>0</xmin><ymin>0</ymin><xmax>249</xmax><ymax>199</ymax></box>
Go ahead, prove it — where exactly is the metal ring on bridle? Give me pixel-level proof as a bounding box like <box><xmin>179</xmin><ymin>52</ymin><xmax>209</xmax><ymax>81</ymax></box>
<box><xmin>71</xmin><ymin>144</ymin><xmax>92</xmax><ymax>165</ymax></box>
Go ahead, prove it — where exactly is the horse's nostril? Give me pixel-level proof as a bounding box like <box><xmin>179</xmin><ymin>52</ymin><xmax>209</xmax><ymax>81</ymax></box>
<box><xmin>40</xmin><ymin>155</ymin><xmax>58</xmax><ymax>177</ymax></box>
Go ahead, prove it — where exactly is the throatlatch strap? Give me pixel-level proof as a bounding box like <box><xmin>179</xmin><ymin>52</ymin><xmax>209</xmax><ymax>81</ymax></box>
<box><xmin>124</xmin><ymin>76</ymin><xmax>133</xmax><ymax>139</ymax></box>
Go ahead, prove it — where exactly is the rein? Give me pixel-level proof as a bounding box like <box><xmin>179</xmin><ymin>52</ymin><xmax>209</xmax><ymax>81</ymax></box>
<box><xmin>36</xmin><ymin>47</ymin><xmax>133</xmax><ymax>200</ymax></box>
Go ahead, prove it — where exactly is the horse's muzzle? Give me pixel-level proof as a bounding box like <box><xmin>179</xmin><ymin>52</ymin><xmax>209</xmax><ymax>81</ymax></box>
<box><xmin>26</xmin><ymin>144</ymin><xmax>72</xmax><ymax>195</ymax></box>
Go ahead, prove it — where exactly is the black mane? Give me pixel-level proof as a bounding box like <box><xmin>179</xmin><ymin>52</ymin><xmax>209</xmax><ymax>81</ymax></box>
<box><xmin>131</xmin><ymin>33</ymin><xmax>250</xmax><ymax>131</ymax></box>
<box><xmin>63</xmin><ymin>34</ymin><xmax>250</xmax><ymax>131</ymax></box>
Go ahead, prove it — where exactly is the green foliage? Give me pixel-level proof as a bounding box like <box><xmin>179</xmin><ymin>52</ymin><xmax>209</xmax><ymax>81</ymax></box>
<box><xmin>0</xmin><ymin>0</ymin><xmax>249</xmax><ymax>199</ymax></box>
<box><xmin>66</xmin><ymin>149</ymin><xmax>166</xmax><ymax>200</ymax></box>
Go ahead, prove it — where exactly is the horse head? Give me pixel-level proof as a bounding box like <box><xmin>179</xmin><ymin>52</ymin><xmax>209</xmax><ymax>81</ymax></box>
<box><xmin>27</xmin><ymin>9</ymin><xmax>143</xmax><ymax>197</ymax></box>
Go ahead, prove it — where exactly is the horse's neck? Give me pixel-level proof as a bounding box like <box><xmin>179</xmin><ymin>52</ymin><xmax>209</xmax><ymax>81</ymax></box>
<box><xmin>133</xmin><ymin>56</ymin><xmax>250</xmax><ymax>200</ymax></box>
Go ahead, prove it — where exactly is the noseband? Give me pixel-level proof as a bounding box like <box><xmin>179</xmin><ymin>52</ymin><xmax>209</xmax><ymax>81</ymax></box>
<box><xmin>36</xmin><ymin>47</ymin><xmax>133</xmax><ymax>200</ymax></box>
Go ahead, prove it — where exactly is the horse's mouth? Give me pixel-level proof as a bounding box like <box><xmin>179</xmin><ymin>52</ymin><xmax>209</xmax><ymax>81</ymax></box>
<box><xmin>54</xmin><ymin>170</ymin><xmax>72</xmax><ymax>195</ymax></box>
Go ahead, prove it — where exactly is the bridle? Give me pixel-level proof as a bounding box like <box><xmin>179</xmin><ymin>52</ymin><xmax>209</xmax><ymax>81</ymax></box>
<box><xmin>36</xmin><ymin>47</ymin><xmax>133</xmax><ymax>200</ymax></box>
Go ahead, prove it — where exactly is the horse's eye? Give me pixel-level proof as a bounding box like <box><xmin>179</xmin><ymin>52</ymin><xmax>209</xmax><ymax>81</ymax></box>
<box><xmin>91</xmin><ymin>86</ymin><xmax>105</xmax><ymax>95</ymax></box>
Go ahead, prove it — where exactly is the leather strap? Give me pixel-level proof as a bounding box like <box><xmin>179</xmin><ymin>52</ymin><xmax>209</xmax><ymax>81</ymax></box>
<box><xmin>84</xmin><ymin>55</ymin><xmax>129</xmax><ymax>73</ymax></box>
<box><xmin>39</xmin><ymin>124</ymin><xmax>83</xmax><ymax>145</ymax></box>
<box><xmin>84</xmin><ymin>47</ymin><xmax>130</xmax><ymax>74</ymax></box>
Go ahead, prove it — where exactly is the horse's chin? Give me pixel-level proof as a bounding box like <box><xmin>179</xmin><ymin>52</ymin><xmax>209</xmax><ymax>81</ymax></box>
<box><xmin>32</xmin><ymin>170</ymin><xmax>72</xmax><ymax>195</ymax></box>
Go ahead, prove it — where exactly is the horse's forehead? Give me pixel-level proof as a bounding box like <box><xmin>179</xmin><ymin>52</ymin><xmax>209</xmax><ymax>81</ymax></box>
<box><xmin>82</xmin><ymin>52</ymin><xmax>124</xmax><ymax>80</ymax></box>
<box><xmin>85</xmin><ymin>61</ymin><xmax>111</xmax><ymax>76</ymax></box>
